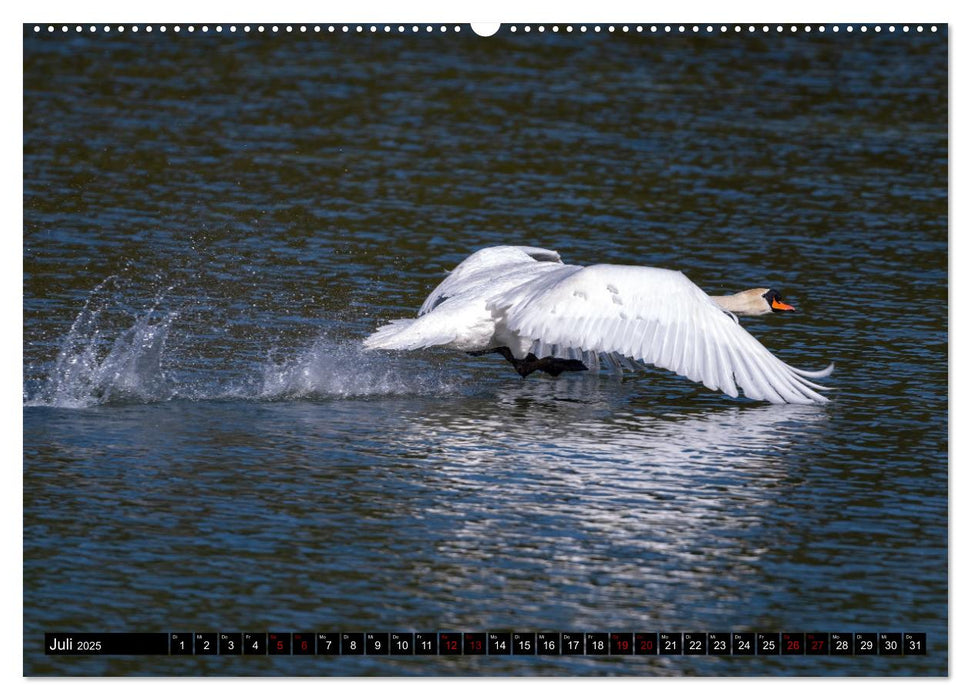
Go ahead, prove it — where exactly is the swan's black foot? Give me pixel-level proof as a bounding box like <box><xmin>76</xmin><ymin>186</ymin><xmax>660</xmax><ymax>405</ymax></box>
<box><xmin>467</xmin><ymin>347</ymin><xmax>588</xmax><ymax>378</ymax></box>
<box><xmin>522</xmin><ymin>355</ymin><xmax>589</xmax><ymax>378</ymax></box>
<box><xmin>467</xmin><ymin>348</ymin><xmax>502</xmax><ymax>357</ymax></box>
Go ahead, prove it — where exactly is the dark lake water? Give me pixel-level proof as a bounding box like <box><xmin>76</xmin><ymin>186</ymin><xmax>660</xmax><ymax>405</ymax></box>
<box><xmin>23</xmin><ymin>24</ymin><xmax>947</xmax><ymax>676</ymax></box>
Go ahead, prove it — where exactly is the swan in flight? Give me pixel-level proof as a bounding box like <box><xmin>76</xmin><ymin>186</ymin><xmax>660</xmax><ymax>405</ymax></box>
<box><xmin>364</xmin><ymin>246</ymin><xmax>834</xmax><ymax>404</ymax></box>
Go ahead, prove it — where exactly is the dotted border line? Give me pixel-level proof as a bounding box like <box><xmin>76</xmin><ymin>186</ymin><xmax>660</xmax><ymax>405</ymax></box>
<box><xmin>30</xmin><ymin>24</ymin><xmax>465</xmax><ymax>34</ymax></box>
<box><xmin>30</xmin><ymin>24</ymin><xmax>941</xmax><ymax>35</ymax></box>
<box><xmin>510</xmin><ymin>24</ymin><xmax>940</xmax><ymax>34</ymax></box>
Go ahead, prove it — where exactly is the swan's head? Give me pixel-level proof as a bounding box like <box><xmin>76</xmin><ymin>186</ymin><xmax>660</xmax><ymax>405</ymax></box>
<box><xmin>760</xmin><ymin>288</ymin><xmax>796</xmax><ymax>314</ymax></box>
<box><xmin>714</xmin><ymin>288</ymin><xmax>797</xmax><ymax>315</ymax></box>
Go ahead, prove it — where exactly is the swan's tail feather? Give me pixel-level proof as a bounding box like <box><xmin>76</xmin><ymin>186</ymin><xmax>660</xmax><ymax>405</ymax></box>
<box><xmin>363</xmin><ymin>316</ymin><xmax>461</xmax><ymax>352</ymax></box>
<box><xmin>363</xmin><ymin>319</ymin><xmax>420</xmax><ymax>351</ymax></box>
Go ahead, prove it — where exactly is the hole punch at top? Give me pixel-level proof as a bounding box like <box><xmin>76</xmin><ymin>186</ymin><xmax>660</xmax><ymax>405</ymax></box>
<box><xmin>471</xmin><ymin>23</ymin><xmax>500</xmax><ymax>37</ymax></box>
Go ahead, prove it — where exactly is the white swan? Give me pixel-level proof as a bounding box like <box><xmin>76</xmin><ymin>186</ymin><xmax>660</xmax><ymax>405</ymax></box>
<box><xmin>364</xmin><ymin>245</ymin><xmax>834</xmax><ymax>404</ymax></box>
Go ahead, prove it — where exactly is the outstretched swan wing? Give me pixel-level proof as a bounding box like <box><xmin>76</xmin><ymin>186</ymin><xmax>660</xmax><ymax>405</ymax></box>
<box><xmin>496</xmin><ymin>264</ymin><xmax>832</xmax><ymax>404</ymax></box>
<box><xmin>366</xmin><ymin>246</ymin><xmax>569</xmax><ymax>352</ymax></box>
<box><xmin>418</xmin><ymin>245</ymin><xmax>562</xmax><ymax>317</ymax></box>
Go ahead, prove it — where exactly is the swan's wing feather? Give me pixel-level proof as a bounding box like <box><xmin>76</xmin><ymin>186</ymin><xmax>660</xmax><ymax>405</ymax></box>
<box><xmin>418</xmin><ymin>246</ymin><xmax>562</xmax><ymax>316</ymax></box>
<box><xmin>499</xmin><ymin>264</ymin><xmax>830</xmax><ymax>404</ymax></box>
<box><xmin>790</xmin><ymin>362</ymin><xmax>835</xmax><ymax>379</ymax></box>
<box><xmin>369</xmin><ymin>247</ymin><xmax>569</xmax><ymax>351</ymax></box>
<box><xmin>516</xmin><ymin>246</ymin><xmax>562</xmax><ymax>263</ymax></box>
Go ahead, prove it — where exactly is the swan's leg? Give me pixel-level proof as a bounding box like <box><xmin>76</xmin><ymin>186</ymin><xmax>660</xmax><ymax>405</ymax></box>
<box><xmin>467</xmin><ymin>346</ymin><xmax>526</xmax><ymax>374</ymax></box>
<box><xmin>467</xmin><ymin>347</ymin><xmax>587</xmax><ymax>378</ymax></box>
<box><xmin>467</xmin><ymin>347</ymin><xmax>506</xmax><ymax>357</ymax></box>
<box><xmin>531</xmin><ymin>357</ymin><xmax>589</xmax><ymax>377</ymax></box>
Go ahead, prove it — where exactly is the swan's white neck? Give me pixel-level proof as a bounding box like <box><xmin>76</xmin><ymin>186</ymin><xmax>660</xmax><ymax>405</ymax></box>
<box><xmin>710</xmin><ymin>290</ymin><xmax>771</xmax><ymax>316</ymax></box>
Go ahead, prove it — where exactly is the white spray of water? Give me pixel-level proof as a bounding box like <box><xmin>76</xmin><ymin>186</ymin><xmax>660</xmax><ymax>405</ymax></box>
<box><xmin>257</xmin><ymin>336</ymin><xmax>462</xmax><ymax>400</ymax></box>
<box><xmin>28</xmin><ymin>277</ymin><xmax>178</xmax><ymax>408</ymax></box>
<box><xmin>26</xmin><ymin>278</ymin><xmax>464</xmax><ymax>408</ymax></box>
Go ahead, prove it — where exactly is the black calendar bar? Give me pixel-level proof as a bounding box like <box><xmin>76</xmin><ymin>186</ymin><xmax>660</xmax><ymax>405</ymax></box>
<box><xmin>45</xmin><ymin>633</ymin><xmax>169</xmax><ymax>655</ymax></box>
<box><xmin>43</xmin><ymin>632</ymin><xmax>928</xmax><ymax>656</ymax></box>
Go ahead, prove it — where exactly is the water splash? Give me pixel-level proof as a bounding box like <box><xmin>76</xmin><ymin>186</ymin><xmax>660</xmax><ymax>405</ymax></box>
<box><xmin>258</xmin><ymin>337</ymin><xmax>463</xmax><ymax>400</ymax></box>
<box><xmin>28</xmin><ymin>278</ymin><xmax>178</xmax><ymax>408</ymax></box>
<box><xmin>25</xmin><ymin>279</ymin><xmax>464</xmax><ymax>408</ymax></box>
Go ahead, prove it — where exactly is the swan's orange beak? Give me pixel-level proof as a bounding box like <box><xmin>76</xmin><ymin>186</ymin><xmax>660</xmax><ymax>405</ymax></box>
<box><xmin>771</xmin><ymin>299</ymin><xmax>796</xmax><ymax>312</ymax></box>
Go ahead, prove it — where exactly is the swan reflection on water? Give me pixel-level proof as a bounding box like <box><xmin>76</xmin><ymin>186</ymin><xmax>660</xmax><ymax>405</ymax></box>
<box><xmin>351</xmin><ymin>377</ymin><xmax>831</xmax><ymax>627</ymax></box>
